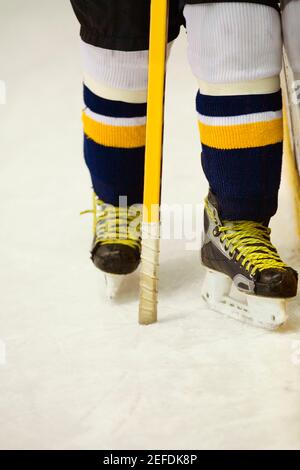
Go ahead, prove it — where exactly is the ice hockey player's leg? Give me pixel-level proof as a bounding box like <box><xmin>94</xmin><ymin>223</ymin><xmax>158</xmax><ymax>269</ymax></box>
<box><xmin>184</xmin><ymin>3</ymin><xmax>298</xmax><ymax>327</ymax></box>
<box><xmin>80</xmin><ymin>43</ymin><xmax>149</xmax><ymax>297</ymax></box>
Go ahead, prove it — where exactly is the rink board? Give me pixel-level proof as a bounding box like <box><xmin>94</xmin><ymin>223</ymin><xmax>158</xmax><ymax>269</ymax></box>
<box><xmin>282</xmin><ymin>52</ymin><xmax>300</xmax><ymax>236</ymax></box>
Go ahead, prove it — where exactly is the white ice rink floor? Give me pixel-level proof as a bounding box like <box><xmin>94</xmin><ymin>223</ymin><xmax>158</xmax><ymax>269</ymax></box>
<box><xmin>0</xmin><ymin>0</ymin><xmax>300</xmax><ymax>450</ymax></box>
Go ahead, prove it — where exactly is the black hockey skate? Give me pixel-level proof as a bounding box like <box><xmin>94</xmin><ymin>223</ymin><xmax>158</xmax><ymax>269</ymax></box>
<box><xmin>86</xmin><ymin>194</ymin><xmax>142</xmax><ymax>298</ymax></box>
<box><xmin>201</xmin><ymin>190</ymin><xmax>298</xmax><ymax>329</ymax></box>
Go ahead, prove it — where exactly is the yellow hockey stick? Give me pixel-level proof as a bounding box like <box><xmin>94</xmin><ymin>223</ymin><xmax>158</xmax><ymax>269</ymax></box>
<box><xmin>139</xmin><ymin>0</ymin><xmax>169</xmax><ymax>325</ymax></box>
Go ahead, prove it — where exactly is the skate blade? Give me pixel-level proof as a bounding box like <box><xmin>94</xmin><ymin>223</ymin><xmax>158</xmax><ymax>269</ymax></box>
<box><xmin>104</xmin><ymin>274</ymin><xmax>126</xmax><ymax>300</ymax></box>
<box><xmin>201</xmin><ymin>269</ymin><xmax>288</xmax><ymax>330</ymax></box>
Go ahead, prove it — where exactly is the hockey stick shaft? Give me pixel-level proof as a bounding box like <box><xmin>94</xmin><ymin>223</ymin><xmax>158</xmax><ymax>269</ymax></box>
<box><xmin>139</xmin><ymin>0</ymin><xmax>169</xmax><ymax>325</ymax></box>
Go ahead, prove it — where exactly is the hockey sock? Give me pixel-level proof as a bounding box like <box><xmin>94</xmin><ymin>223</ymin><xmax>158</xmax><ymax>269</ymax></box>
<box><xmin>184</xmin><ymin>2</ymin><xmax>283</xmax><ymax>221</ymax></box>
<box><xmin>83</xmin><ymin>86</ymin><xmax>146</xmax><ymax>206</ymax></box>
<box><xmin>196</xmin><ymin>89</ymin><xmax>283</xmax><ymax>221</ymax></box>
<box><xmin>81</xmin><ymin>40</ymin><xmax>148</xmax><ymax>207</ymax></box>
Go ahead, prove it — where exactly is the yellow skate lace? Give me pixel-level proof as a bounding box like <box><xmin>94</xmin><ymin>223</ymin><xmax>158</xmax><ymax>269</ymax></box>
<box><xmin>81</xmin><ymin>195</ymin><xmax>141</xmax><ymax>250</ymax></box>
<box><xmin>205</xmin><ymin>199</ymin><xmax>287</xmax><ymax>277</ymax></box>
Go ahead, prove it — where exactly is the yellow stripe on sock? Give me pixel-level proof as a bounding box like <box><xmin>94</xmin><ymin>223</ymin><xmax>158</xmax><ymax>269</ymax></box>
<box><xmin>83</xmin><ymin>112</ymin><xmax>146</xmax><ymax>149</ymax></box>
<box><xmin>198</xmin><ymin>118</ymin><xmax>283</xmax><ymax>150</ymax></box>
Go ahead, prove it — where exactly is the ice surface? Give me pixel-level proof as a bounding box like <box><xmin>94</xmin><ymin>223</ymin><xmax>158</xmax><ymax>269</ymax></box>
<box><xmin>0</xmin><ymin>0</ymin><xmax>300</xmax><ymax>450</ymax></box>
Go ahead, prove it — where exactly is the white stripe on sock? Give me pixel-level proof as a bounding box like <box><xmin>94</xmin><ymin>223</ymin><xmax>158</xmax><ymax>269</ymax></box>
<box><xmin>83</xmin><ymin>108</ymin><xmax>146</xmax><ymax>126</ymax></box>
<box><xmin>197</xmin><ymin>110</ymin><xmax>282</xmax><ymax>126</ymax></box>
<box><xmin>83</xmin><ymin>73</ymin><xmax>147</xmax><ymax>103</ymax></box>
<box><xmin>197</xmin><ymin>77</ymin><xmax>280</xmax><ymax>96</ymax></box>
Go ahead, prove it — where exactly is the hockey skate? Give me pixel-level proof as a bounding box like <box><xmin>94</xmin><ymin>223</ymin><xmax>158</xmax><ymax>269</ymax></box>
<box><xmin>86</xmin><ymin>194</ymin><xmax>142</xmax><ymax>299</ymax></box>
<box><xmin>201</xmin><ymin>191</ymin><xmax>298</xmax><ymax>329</ymax></box>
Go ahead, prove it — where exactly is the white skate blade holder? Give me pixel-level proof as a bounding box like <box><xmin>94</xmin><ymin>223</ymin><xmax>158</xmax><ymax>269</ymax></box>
<box><xmin>104</xmin><ymin>274</ymin><xmax>126</xmax><ymax>300</ymax></box>
<box><xmin>201</xmin><ymin>269</ymin><xmax>289</xmax><ymax>330</ymax></box>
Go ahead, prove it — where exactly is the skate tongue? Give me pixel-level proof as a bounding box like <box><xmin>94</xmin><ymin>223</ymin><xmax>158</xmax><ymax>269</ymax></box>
<box><xmin>222</xmin><ymin>221</ymin><xmax>244</xmax><ymax>251</ymax></box>
<box><xmin>223</xmin><ymin>220</ymin><xmax>241</xmax><ymax>234</ymax></box>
